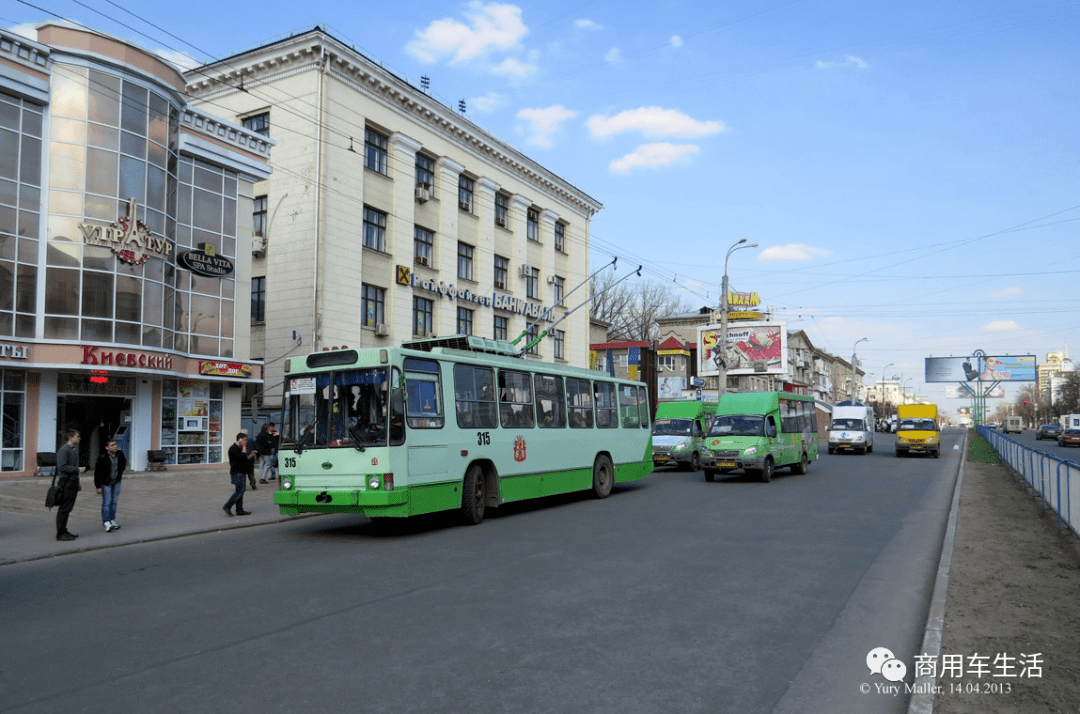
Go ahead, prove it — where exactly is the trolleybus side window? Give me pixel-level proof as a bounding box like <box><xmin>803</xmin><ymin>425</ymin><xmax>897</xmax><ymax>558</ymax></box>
<box><xmin>595</xmin><ymin>382</ymin><xmax>617</xmax><ymax>429</ymax></box>
<box><xmin>535</xmin><ymin>374</ymin><xmax>566</xmax><ymax>428</ymax></box>
<box><xmin>566</xmin><ymin>377</ymin><xmax>594</xmax><ymax>428</ymax></box>
<box><xmin>619</xmin><ymin>384</ymin><xmax>643</xmax><ymax>428</ymax></box>
<box><xmin>499</xmin><ymin>370</ymin><xmax>535</xmax><ymax>428</ymax></box>
<box><xmin>403</xmin><ymin>357</ymin><xmax>444</xmax><ymax>429</ymax></box>
<box><xmin>454</xmin><ymin>364</ymin><xmax>498</xmax><ymax>429</ymax></box>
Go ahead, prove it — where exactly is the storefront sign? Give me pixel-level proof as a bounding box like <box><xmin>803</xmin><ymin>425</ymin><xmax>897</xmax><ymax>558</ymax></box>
<box><xmin>0</xmin><ymin>343</ymin><xmax>29</xmax><ymax>359</ymax></box>
<box><xmin>397</xmin><ymin>265</ymin><xmax>555</xmax><ymax>322</ymax></box>
<box><xmin>200</xmin><ymin>361</ymin><xmax>251</xmax><ymax>378</ymax></box>
<box><xmin>180</xmin><ymin>246</ymin><xmax>235</xmax><ymax>277</ymax></box>
<box><xmin>81</xmin><ymin>345</ymin><xmax>173</xmax><ymax>370</ymax></box>
<box><xmin>729</xmin><ymin>311</ymin><xmax>763</xmax><ymax>320</ymax></box>
<box><xmin>79</xmin><ymin>198</ymin><xmax>172</xmax><ymax>266</ymax></box>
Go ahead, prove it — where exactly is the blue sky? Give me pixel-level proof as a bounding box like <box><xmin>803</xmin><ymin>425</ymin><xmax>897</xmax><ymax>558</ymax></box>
<box><xmin>7</xmin><ymin>0</ymin><xmax>1079</xmax><ymax>412</ymax></box>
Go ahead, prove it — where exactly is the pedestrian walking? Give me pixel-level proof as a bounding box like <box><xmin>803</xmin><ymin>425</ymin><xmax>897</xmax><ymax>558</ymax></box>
<box><xmin>224</xmin><ymin>432</ymin><xmax>256</xmax><ymax>517</ymax></box>
<box><xmin>245</xmin><ymin>429</ymin><xmax>259</xmax><ymax>490</ymax></box>
<box><xmin>94</xmin><ymin>439</ymin><xmax>127</xmax><ymax>532</ymax></box>
<box><xmin>255</xmin><ymin>422</ymin><xmax>275</xmax><ymax>484</ymax></box>
<box><xmin>55</xmin><ymin>429</ymin><xmax>86</xmax><ymax>541</ymax></box>
<box><xmin>268</xmin><ymin>423</ymin><xmax>280</xmax><ymax>480</ymax></box>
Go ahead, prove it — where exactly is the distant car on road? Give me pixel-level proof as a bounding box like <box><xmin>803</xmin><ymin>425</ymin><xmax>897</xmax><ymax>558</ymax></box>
<box><xmin>986</xmin><ymin>422</ymin><xmax>1000</xmax><ymax>429</ymax></box>
<box><xmin>1036</xmin><ymin>424</ymin><xmax>1062</xmax><ymax>440</ymax></box>
<box><xmin>1057</xmin><ymin>429</ymin><xmax>1080</xmax><ymax>447</ymax></box>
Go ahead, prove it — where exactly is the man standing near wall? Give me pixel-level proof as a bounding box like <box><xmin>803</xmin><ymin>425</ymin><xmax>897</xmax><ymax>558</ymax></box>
<box><xmin>55</xmin><ymin>429</ymin><xmax>87</xmax><ymax>541</ymax></box>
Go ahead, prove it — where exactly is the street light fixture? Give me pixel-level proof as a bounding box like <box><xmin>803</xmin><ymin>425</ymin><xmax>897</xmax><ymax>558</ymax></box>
<box><xmin>716</xmin><ymin>238</ymin><xmax>759</xmax><ymax>401</ymax></box>
<box><xmin>880</xmin><ymin>362</ymin><xmax>894</xmax><ymax>417</ymax></box>
<box><xmin>903</xmin><ymin>377</ymin><xmax>913</xmax><ymax>405</ymax></box>
<box><xmin>850</xmin><ymin>337</ymin><xmax>868</xmax><ymax>402</ymax></box>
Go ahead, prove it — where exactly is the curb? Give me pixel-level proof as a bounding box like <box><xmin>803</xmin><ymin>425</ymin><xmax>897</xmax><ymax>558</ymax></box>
<box><xmin>906</xmin><ymin>430</ymin><xmax>968</xmax><ymax>713</ymax></box>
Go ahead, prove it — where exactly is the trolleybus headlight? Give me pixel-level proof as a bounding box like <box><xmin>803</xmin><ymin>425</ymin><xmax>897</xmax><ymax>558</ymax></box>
<box><xmin>283</xmin><ymin>478</ymin><xmax>293</xmax><ymax>490</ymax></box>
<box><xmin>743</xmin><ymin>446</ymin><xmax>758</xmax><ymax>456</ymax></box>
<box><xmin>368</xmin><ymin>475</ymin><xmax>381</xmax><ymax>490</ymax></box>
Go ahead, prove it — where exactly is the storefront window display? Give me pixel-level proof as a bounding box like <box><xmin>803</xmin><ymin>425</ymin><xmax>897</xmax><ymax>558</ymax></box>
<box><xmin>161</xmin><ymin>379</ymin><xmax>224</xmax><ymax>465</ymax></box>
<box><xmin>1</xmin><ymin>369</ymin><xmax>25</xmax><ymax>471</ymax></box>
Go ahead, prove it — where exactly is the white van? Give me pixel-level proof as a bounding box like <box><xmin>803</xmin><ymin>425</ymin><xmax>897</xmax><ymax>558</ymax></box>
<box><xmin>1003</xmin><ymin>416</ymin><xmax>1023</xmax><ymax>434</ymax></box>
<box><xmin>828</xmin><ymin>405</ymin><xmax>876</xmax><ymax>455</ymax></box>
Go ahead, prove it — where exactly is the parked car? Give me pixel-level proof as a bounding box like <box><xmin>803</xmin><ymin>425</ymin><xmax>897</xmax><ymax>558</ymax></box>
<box><xmin>1036</xmin><ymin>423</ymin><xmax>1062</xmax><ymax>440</ymax></box>
<box><xmin>1058</xmin><ymin>429</ymin><xmax>1080</xmax><ymax>447</ymax></box>
<box><xmin>986</xmin><ymin>422</ymin><xmax>1000</xmax><ymax>429</ymax></box>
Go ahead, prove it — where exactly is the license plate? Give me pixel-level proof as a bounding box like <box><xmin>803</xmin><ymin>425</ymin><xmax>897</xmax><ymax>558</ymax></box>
<box><xmin>655</xmin><ymin>455</ymin><xmax>670</xmax><ymax>461</ymax></box>
<box><xmin>716</xmin><ymin>461</ymin><xmax>736</xmax><ymax>468</ymax></box>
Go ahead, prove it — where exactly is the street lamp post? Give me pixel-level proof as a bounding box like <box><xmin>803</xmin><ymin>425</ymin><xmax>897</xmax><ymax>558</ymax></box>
<box><xmin>880</xmin><ymin>362</ymin><xmax>894</xmax><ymax>418</ymax></box>
<box><xmin>903</xmin><ymin>378</ymin><xmax>913</xmax><ymax>405</ymax></box>
<box><xmin>850</xmin><ymin>337</ymin><xmax>868</xmax><ymax>402</ymax></box>
<box><xmin>716</xmin><ymin>238</ymin><xmax>758</xmax><ymax>401</ymax></box>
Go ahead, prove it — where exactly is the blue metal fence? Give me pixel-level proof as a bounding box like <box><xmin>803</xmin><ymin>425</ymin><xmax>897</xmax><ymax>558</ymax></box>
<box><xmin>979</xmin><ymin>426</ymin><xmax>1080</xmax><ymax>536</ymax></box>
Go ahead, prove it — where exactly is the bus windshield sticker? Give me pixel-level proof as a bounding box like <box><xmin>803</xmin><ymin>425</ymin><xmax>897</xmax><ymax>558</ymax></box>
<box><xmin>290</xmin><ymin>377</ymin><xmax>317</xmax><ymax>395</ymax></box>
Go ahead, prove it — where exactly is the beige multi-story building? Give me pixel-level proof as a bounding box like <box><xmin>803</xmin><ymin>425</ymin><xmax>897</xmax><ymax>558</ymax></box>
<box><xmin>185</xmin><ymin>28</ymin><xmax>601</xmax><ymax>417</ymax></box>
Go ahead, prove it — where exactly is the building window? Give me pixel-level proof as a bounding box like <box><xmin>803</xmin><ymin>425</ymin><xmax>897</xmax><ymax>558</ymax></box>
<box><xmin>253</xmin><ymin>195</ymin><xmax>267</xmax><ymax>237</ymax></box>
<box><xmin>495</xmin><ymin>192</ymin><xmax>509</xmax><ymax>227</ymax></box>
<box><xmin>527</xmin><ymin>209</ymin><xmax>539</xmax><ymax>241</ymax></box>
<box><xmin>242</xmin><ymin>112</ymin><xmax>269</xmax><ymax>136</ymax></box>
<box><xmin>414</xmin><ymin>226</ymin><xmax>434</xmax><ymax>267</ymax></box>
<box><xmin>659</xmin><ymin>354</ymin><xmax>676</xmax><ymax>371</ymax></box>
<box><xmin>416</xmin><ymin>153</ymin><xmax>435</xmax><ymax>188</ymax></box>
<box><xmin>494</xmin><ymin>255</ymin><xmax>509</xmax><ymax>290</ymax></box>
<box><xmin>413</xmin><ymin>297</ymin><xmax>434</xmax><ymax>336</ymax></box>
<box><xmin>553</xmin><ymin>330</ymin><xmax>565</xmax><ymax>360</ymax></box>
<box><xmin>458</xmin><ymin>174</ymin><xmax>474</xmax><ymax>211</ymax></box>
<box><xmin>0</xmin><ymin>90</ymin><xmax>42</xmax><ymax>340</ymax></box>
<box><xmin>493</xmin><ymin>315</ymin><xmax>508</xmax><ymax>341</ymax></box>
<box><xmin>363</xmin><ymin>207</ymin><xmax>387</xmax><ymax>251</ymax></box>
<box><xmin>364</xmin><ymin>128</ymin><xmax>388</xmax><ymax>174</ymax></box>
<box><xmin>457</xmin><ymin>242</ymin><xmax>474</xmax><ymax>281</ymax></box>
<box><xmin>552</xmin><ymin>275</ymin><xmax>565</xmax><ymax>304</ymax></box>
<box><xmin>0</xmin><ymin>370</ymin><xmax>26</xmax><ymax>471</ymax></box>
<box><xmin>362</xmin><ymin>284</ymin><xmax>384</xmax><ymax>327</ymax></box>
<box><xmin>525</xmin><ymin>266</ymin><xmax>539</xmax><ymax>299</ymax></box>
<box><xmin>160</xmin><ymin>380</ymin><xmax>225</xmax><ymax>465</ymax></box>
<box><xmin>555</xmin><ymin>221</ymin><xmax>566</xmax><ymax>253</ymax></box>
<box><xmin>251</xmin><ymin>277</ymin><xmax>266</xmax><ymax>322</ymax></box>
<box><xmin>524</xmin><ymin>324</ymin><xmax>539</xmax><ymax>356</ymax></box>
<box><xmin>457</xmin><ymin>306</ymin><xmax>473</xmax><ymax>335</ymax></box>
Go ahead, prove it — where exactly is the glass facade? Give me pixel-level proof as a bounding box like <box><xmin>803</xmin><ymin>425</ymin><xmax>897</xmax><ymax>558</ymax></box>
<box><xmin>160</xmin><ymin>379</ymin><xmax>224</xmax><ymax>465</ymax></box>
<box><xmin>1</xmin><ymin>369</ymin><xmax>25</xmax><ymax>471</ymax></box>
<box><xmin>0</xmin><ymin>90</ymin><xmax>43</xmax><ymax>339</ymax></box>
<box><xmin>43</xmin><ymin>63</ymin><xmax>237</xmax><ymax>358</ymax></box>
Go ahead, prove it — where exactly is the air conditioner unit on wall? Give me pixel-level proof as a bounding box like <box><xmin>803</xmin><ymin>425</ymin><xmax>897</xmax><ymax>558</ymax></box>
<box><xmin>459</xmin><ymin>200</ymin><xmax>472</xmax><ymax>212</ymax></box>
<box><xmin>415</xmin><ymin>185</ymin><xmax>431</xmax><ymax>203</ymax></box>
<box><xmin>252</xmin><ymin>235</ymin><xmax>267</xmax><ymax>257</ymax></box>
<box><xmin>374</xmin><ymin>323</ymin><xmax>390</xmax><ymax>336</ymax></box>
<box><xmin>519</xmin><ymin>265</ymin><xmax>531</xmax><ymax>278</ymax></box>
<box><xmin>494</xmin><ymin>280</ymin><xmax>506</xmax><ymax>290</ymax></box>
<box><xmin>496</xmin><ymin>215</ymin><xmax>508</xmax><ymax>227</ymax></box>
<box><xmin>415</xmin><ymin>255</ymin><xmax>430</xmax><ymax>267</ymax></box>
<box><xmin>546</xmin><ymin>275</ymin><xmax>557</xmax><ymax>284</ymax></box>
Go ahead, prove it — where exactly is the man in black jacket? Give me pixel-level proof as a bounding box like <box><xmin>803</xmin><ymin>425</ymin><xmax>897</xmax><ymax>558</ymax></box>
<box><xmin>224</xmin><ymin>432</ymin><xmax>256</xmax><ymax>517</ymax></box>
<box><xmin>94</xmin><ymin>439</ymin><xmax>127</xmax><ymax>532</ymax></box>
<box><xmin>55</xmin><ymin>429</ymin><xmax>86</xmax><ymax>541</ymax></box>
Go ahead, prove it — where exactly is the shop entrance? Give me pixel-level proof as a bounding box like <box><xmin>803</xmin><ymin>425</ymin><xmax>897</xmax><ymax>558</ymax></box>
<box><xmin>56</xmin><ymin>396</ymin><xmax>132</xmax><ymax>468</ymax></box>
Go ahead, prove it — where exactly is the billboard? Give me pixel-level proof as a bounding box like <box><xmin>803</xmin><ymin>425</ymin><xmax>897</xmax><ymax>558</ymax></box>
<box><xmin>925</xmin><ymin>355</ymin><xmax>1036</xmax><ymax>383</ymax></box>
<box><xmin>698</xmin><ymin>321</ymin><xmax>788</xmax><ymax>377</ymax></box>
<box><xmin>945</xmin><ymin>384</ymin><xmax>1005</xmax><ymax>399</ymax></box>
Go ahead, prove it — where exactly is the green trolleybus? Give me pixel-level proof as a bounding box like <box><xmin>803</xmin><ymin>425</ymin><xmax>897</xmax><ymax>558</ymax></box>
<box><xmin>273</xmin><ymin>336</ymin><xmax>654</xmax><ymax>524</ymax></box>
<box><xmin>700</xmin><ymin>391</ymin><xmax>818</xmax><ymax>483</ymax></box>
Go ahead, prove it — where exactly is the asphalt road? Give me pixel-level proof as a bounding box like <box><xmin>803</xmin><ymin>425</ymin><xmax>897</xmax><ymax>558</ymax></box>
<box><xmin>0</xmin><ymin>431</ymin><xmax>964</xmax><ymax>714</ymax></box>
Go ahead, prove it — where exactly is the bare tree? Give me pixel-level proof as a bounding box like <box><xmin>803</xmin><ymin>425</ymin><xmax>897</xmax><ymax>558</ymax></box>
<box><xmin>590</xmin><ymin>271</ymin><xmax>694</xmax><ymax>342</ymax></box>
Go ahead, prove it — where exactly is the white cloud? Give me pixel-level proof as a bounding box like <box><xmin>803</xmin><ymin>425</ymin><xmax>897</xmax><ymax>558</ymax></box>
<box><xmin>609</xmin><ymin>143</ymin><xmax>700</xmax><ymax>173</ymax></box>
<box><xmin>575</xmin><ymin>19</ymin><xmax>602</xmax><ymax>31</ymax></box>
<box><xmin>516</xmin><ymin>105</ymin><xmax>577</xmax><ymax>148</ymax></box>
<box><xmin>982</xmin><ymin>320</ymin><xmax>1020</xmax><ymax>332</ymax></box>
<box><xmin>987</xmin><ymin>287</ymin><xmax>1022</xmax><ymax>298</ymax></box>
<box><xmin>670</xmin><ymin>35</ymin><xmax>683</xmax><ymax>49</ymax></box>
<box><xmin>470</xmin><ymin>92</ymin><xmax>504</xmax><ymax>112</ymax></box>
<box><xmin>758</xmin><ymin>244</ymin><xmax>832</xmax><ymax>261</ymax></box>
<box><xmin>9</xmin><ymin>24</ymin><xmax>37</xmax><ymax>41</ymax></box>
<box><xmin>604</xmin><ymin>47</ymin><xmax>622</xmax><ymax>63</ymax></box>
<box><xmin>406</xmin><ymin>2</ymin><xmax>528</xmax><ymax>65</ymax></box>
<box><xmin>587</xmin><ymin>107</ymin><xmax>725</xmax><ymax>140</ymax></box>
<box><xmin>815</xmin><ymin>54</ymin><xmax>869</xmax><ymax>70</ymax></box>
<box><xmin>491</xmin><ymin>51</ymin><xmax>540</xmax><ymax>80</ymax></box>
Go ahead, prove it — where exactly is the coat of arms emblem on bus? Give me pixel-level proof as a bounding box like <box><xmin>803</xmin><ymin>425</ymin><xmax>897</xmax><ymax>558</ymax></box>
<box><xmin>513</xmin><ymin>436</ymin><xmax>527</xmax><ymax>462</ymax></box>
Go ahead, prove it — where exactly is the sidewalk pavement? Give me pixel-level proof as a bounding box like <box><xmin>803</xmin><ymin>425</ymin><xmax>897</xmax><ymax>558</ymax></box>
<box><xmin>0</xmin><ymin>466</ymin><xmax>307</xmax><ymax>565</ymax></box>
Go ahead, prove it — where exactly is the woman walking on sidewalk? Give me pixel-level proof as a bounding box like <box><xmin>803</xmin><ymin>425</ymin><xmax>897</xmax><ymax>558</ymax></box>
<box><xmin>94</xmin><ymin>439</ymin><xmax>126</xmax><ymax>532</ymax></box>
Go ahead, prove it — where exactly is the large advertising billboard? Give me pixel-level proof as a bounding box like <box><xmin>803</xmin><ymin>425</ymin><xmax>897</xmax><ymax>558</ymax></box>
<box><xmin>698</xmin><ymin>321</ymin><xmax>788</xmax><ymax>377</ymax></box>
<box><xmin>925</xmin><ymin>355</ymin><xmax>1036</xmax><ymax>383</ymax></box>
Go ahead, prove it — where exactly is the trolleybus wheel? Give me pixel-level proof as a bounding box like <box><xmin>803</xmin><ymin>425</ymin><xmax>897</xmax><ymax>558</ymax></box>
<box><xmin>460</xmin><ymin>464</ymin><xmax>486</xmax><ymax>525</ymax></box>
<box><xmin>591</xmin><ymin>455</ymin><xmax>614</xmax><ymax>499</ymax></box>
<box><xmin>759</xmin><ymin>458</ymin><xmax>774</xmax><ymax>483</ymax></box>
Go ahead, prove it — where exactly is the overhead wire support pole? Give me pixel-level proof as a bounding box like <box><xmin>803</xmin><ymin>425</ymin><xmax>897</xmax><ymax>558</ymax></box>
<box><xmin>518</xmin><ymin>264</ymin><xmax>642</xmax><ymax>356</ymax></box>
<box><xmin>511</xmin><ymin>256</ymin><xmax>618</xmax><ymax>347</ymax></box>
